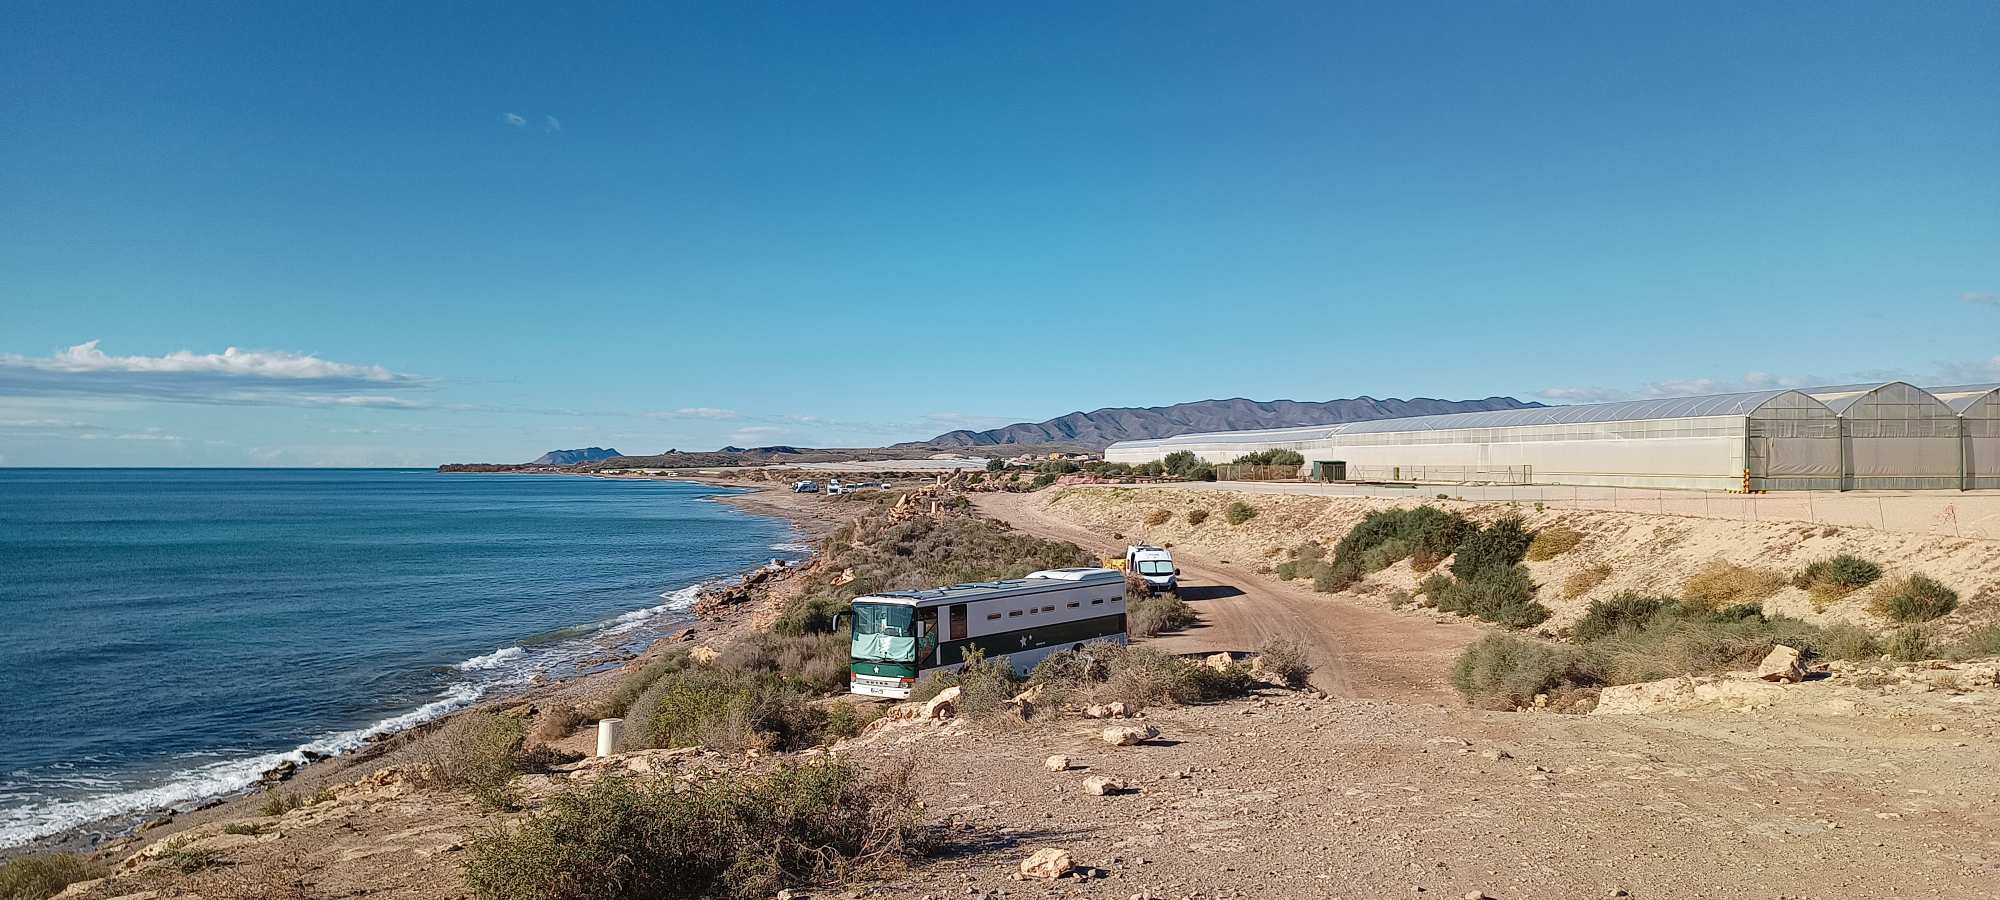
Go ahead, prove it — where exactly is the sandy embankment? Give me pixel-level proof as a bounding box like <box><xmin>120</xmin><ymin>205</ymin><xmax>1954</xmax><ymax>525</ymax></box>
<box><xmin>1038</xmin><ymin>485</ymin><xmax>2000</xmax><ymax>633</ymax></box>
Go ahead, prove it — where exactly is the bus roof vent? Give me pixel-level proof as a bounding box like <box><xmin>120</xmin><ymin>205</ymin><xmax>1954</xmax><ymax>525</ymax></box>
<box><xmin>1026</xmin><ymin>567</ymin><xmax>1122</xmax><ymax>582</ymax></box>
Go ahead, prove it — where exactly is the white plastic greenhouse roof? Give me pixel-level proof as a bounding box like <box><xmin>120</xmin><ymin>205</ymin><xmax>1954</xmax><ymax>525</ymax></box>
<box><xmin>1926</xmin><ymin>383</ymin><xmax>2000</xmax><ymax>412</ymax></box>
<box><xmin>1112</xmin><ymin>389</ymin><xmax>1813</xmax><ymax>449</ymax></box>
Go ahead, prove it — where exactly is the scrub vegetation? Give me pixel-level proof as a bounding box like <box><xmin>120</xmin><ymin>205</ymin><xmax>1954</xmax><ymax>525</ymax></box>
<box><xmin>0</xmin><ymin>854</ymin><xmax>98</xmax><ymax>900</ymax></box>
<box><xmin>410</xmin><ymin>711</ymin><xmax>582</xmax><ymax>809</ymax></box>
<box><xmin>1451</xmin><ymin>591</ymin><xmax>1899</xmax><ymax>710</ymax></box>
<box><xmin>462</xmin><ymin>758</ymin><xmax>923</xmax><ymax>900</ymax></box>
<box><xmin>1794</xmin><ymin>554</ymin><xmax>1883</xmax><ymax>604</ymax></box>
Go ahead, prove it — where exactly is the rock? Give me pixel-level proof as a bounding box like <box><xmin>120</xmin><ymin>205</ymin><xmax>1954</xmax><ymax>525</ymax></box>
<box><xmin>1082</xmin><ymin>775</ymin><xmax>1127</xmax><ymax>796</ymax></box>
<box><xmin>1101</xmin><ymin>724</ymin><xmax>1158</xmax><ymax>746</ymax></box>
<box><xmin>1106</xmin><ymin>701</ymin><xmax>1134</xmax><ymax>718</ymax></box>
<box><xmin>1083</xmin><ymin>704</ymin><xmax>1111</xmax><ymax>719</ymax></box>
<box><xmin>668</xmin><ymin>628</ymin><xmax>695</xmax><ymax>642</ymax></box>
<box><xmin>1595</xmin><ymin>675</ymin><xmax>1793</xmax><ymax>714</ymax></box>
<box><xmin>1020</xmin><ymin>847</ymin><xmax>1075</xmax><ymax>879</ymax></box>
<box><xmin>921</xmin><ymin>686</ymin><xmax>962</xmax><ymax>719</ymax></box>
<box><xmin>1463</xmin><ymin>892</ymin><xmax>1490</xmax><ymax>900</ymax></box>
<box><xmin>689</xmin><ymin>645</ymin><xmax>721</xmax><ymax>665</ymax></box>
<box><xmin>1755</xmin><ymin>645</ymin><xmax>1807</xmax><ymax>683</ymax></box>
<box><xmin>1045</xmin><ymin>755</ymin><xmax>1071</xmax><ymax>772</ymax></box>
<box><xmin>1929</xmin><ymin>724</ymin><xmax>1947</xmax><ymax>733</ymax></box>
<box><xmin>1479</xmin><ymin>749</ymin><xmax>1511</xmax><ymax>761</ymax></box>
<box><xmin>1204</xmin><ymin>652</ymin><xmax>1236</xmax><ymax>671</ymax></box>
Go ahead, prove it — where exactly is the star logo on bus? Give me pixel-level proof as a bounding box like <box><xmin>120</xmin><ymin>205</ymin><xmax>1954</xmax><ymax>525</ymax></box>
<box><xmin>1019</xmin><ymin>635</ymin><xmax>1031</xmax><ymax>648</ymax></box>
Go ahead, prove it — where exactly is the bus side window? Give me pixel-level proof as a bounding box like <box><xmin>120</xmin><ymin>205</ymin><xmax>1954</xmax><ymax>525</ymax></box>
<box><xmin>950</xmin><ymin>604</ymin><xmax>968</xmax><ymax>641</ymax></box>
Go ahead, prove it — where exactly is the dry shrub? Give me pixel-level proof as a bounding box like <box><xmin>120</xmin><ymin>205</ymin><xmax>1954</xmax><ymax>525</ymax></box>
<box><xmin>1885</xmin><ymin>626</ymin><xmax>1938</xmax><ymax>661</ymax></box>
<box><xmin>411</xmin><ymin>711</ymin><xmax>577</xmax><ymax>808</ymax></box>
<box><xmin>532</xmin><ymin>705</ymin><xmax>588</xmax><ymax>744</ymax></box>
<box><xmin>1223</xmin><ymin>501</ymin><xmax>1257</xmax><ymax>525</ymax></box>
<box><xmin>1254</xmin><ymin>638</ymin><xmax>1314</xmax><ymax>688</ymax></box>
<box><xmin>1093</xmin><ymin>645</ymin><xmax>1253</xmax><ymax>706</ymax></box>
<box><xmin>1817</xmin><ymin>623</ymin><xmax>1883</xmax><ymax>661</ymax></box>
<box><xmin>1871</xmin><ymin>574</ymin><xmax>1958</xmax><ymax>623</ymax></box>
<box><xmin>0</xmin><ymin>854</ymin><xmax>98</xmax><ymax>900</ymax></box>
<box><xmin>1128</xmin><ymin>594</ymin><xmax>1198</xmax><ymax>638</ymax></box>
<box><xmin>463</xmin><ymin>758</ymin><xmax>922</xmax><ymax>900</ymax></box>
<box><xmin>1185</xmin><ymin>509</ymin><xmax>1210</xmax><ymax>525</ymax></box>
<box><xmin>1143</xmin><ymin>508</ymin><xmax>1172</xmax><ymax>527</ymax></box>
<box><xmin>1524</xmin><ymin>526</ymin><xmax>1584</xmax><ymax>561</ymax></box>
<box><xmin>1681</xmin><ymin>560</ymin><xmax>1785</xmax><ymax>613</ymax></box>
<box><xmin>1562</xmin><ymin>563</ymin><xmax>1612</xmax><ymax>600</ymax></box>
<box><xmin>1952</xmin><ymin>624</ymin><xmax>2000</xmax><ymax>660</ymax></box>
<box><xmin>1450</xmin><ymin>634</ymin><xmax>1603</xmax><ymax>711</ymax></box>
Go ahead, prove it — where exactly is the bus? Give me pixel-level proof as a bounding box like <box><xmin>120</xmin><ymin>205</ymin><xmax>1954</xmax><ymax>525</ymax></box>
<box><xmin>846</xmin><ymin>567</ymin><xmax>1127</xmax><ymax>699</ymax></box>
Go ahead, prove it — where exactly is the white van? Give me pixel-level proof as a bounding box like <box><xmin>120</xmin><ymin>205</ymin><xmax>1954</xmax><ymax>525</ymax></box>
<box><xmin>1124</xmin><ymin>545</ymin><xmax>1179</xmax><ymax>594</ymax></box>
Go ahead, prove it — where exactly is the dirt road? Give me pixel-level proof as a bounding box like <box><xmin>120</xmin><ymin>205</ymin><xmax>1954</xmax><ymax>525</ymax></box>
<box><xmin>973</xmin><ymin>490</ymin><xmax>1480</xmax><ymax>703</ymax></box>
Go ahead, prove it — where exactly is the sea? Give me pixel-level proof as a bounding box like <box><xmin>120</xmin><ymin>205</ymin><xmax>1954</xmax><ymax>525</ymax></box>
<box><xmin>0</xmin><ymin>468</ymin><xmax>807</xmax><ymax>849</ymax></box>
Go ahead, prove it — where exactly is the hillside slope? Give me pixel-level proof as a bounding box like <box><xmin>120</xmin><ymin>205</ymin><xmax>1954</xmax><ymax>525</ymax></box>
<box><xmin>905</xmin><ymin>396</ymin><xmax>1543</xmax><ymax>449</ymax></box>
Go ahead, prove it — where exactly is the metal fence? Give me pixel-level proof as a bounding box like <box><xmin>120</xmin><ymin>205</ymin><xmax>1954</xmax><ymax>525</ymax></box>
<box><xmin>1212</xmin><ymin>464</ymin><xmax>1303</xmax><ymax>482</ymax></box>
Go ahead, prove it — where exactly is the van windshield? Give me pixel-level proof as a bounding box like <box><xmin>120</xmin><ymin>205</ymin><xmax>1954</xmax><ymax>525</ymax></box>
<box><xmin>1135</xmin><ymin>560</ymin><xmax>1174</xmax><ymax>576</ymax></box>
<box><xmin>850</xmin><ymin>602</ymin><xmax>917</xmax><ymax>663</ymax></box>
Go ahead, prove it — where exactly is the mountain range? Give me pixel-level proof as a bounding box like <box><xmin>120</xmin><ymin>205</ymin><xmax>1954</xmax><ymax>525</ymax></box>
<box><xmin>903</xmin><ymin>396</ymin><xmax>1544</xmax><ymax>449</ymax></box>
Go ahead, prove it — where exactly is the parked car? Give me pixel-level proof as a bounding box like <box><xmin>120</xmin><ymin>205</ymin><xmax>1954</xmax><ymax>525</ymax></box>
<box><xmin>792</xmin><ymin>480</ymin><xmax>819</xmax><ymax>493</ymax></box>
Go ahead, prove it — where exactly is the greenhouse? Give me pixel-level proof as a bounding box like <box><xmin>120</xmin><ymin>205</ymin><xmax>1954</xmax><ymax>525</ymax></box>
<box><xmin>1105</xmin><ymin>382</ymin><xmax>1998</xmax><ymax>492</ymax></box>
<box><xmin>1932</xmin><ymin>384</ymin><xmax>2000</xmax><ymax>490</ymax></box>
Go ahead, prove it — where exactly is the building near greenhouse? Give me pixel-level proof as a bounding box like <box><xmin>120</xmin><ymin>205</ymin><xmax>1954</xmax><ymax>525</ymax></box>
<box><xmin>1104</xmin><ymin>382</ymin><xmax>2000</xmax><ymax>492</ymax></box>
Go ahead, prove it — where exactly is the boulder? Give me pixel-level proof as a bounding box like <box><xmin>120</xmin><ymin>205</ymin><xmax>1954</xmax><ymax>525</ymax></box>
<box><xmin>1044</xmin><ymin>755</ymin><xmax>1071</xmax><ymax>772</ymax></box>
<box><xmin>1204</xmin><ymin>652</ymin><xmax>1236</xmax><ymax>672</ymax></box>
<box><xmin>689</xmin><ymin>645</ymin><xmax>721</xmax><ymax>665</ymax></box>
<box><xmin>1106</xmin><ymin>701</ymin><xmax>1135</xmax><ymax>718</ymax></box>
<box><xmin>1101</xmin><ymin>724</ymin><xmax>1159</xmax><ymax>746</ymax></box>
<box><xmin>1755</xmin><ymin>645</ymin><xmax>1807</xmax><ymax>683</ymax></box>
<box><xmin>1020</xmin><ymin>847</ymin><xmax>1075</xmax><ymax>880</ymax></box>
<box><xmin>1083</xmin><ymin>704</ymin><xmax>1111</xmax><ymax>719</ymax></box>
<box><xmin>1082</xmin><ymin>775</ymin><xmax>1127</xmax><ymax>796</ymax></box>
<box><xmin>921</xmin><ymin>686</ymin><xmax>962</xmax><ymax>720</ymax></box>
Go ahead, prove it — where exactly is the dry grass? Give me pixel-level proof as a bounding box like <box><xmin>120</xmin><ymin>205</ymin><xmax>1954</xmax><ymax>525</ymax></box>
<box><xmin>0</xmin><ymin>854</ymin><xmax>99</xmax><ymax>900</ymax></box>
<box><xmin>1185</xmin><ymin>508</ymin><xmax>1210</xmax><ymax>525</ymax></box>
<box><xmin>530</xmin><ymin>704</ymin><xmax>588</xmax><ymax>744</ymax></box>
<box><xmin>1524</xmin><ymin>526</ymin><xmax>1584</xmax><ymax>561</ymax></box>
<box><xmin>1143</xmin><ymin>508</ymin><xmax>1172</xmax><ymax>527</ymax></box>
<box><xmin>1681</xmin><ymin>560</ymin><xmax>1786</xmax><ymax>613</ymax></box>
<box><xmin>1562</xmin><ymin>563</ymin><xmax>1613</xmax><ymax>600</ymax></box>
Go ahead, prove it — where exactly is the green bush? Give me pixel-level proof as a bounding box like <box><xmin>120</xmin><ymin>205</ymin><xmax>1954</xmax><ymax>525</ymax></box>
<box><xmin>625</xmin><ymin>668</ymin><xmax>829</xmax><ymax>753</ymax></box>
<box><xmin>1100</xmin><ymin>645</ymin><xmax>1253</xmax><ymax>706</ymax></box>
<box><xmin>1185</xmin><ymin>464</ymin><xmax>1217</xmax><ymax>482</ymax></box>
<box><xmin>1414</xmin><ymin>570</ymin><xmax>1453</xmax><ymax>598</ymax></box>
<box><xmin>1229</xmin><ymin>449</ymin><xmax>1305</xmax><ymax>467</ymax></box>
<box><xmin>1358</xmin><ymin>538</ymin><xmax>1413</xmax><ymax>573</ymax></box>
<box><xmin>1523</xmin><ymin>526</ymin><xmax>1584</xmax><ymax>561</ymax></box>
<box><xmin>1331</xmin><ymin>506</ymin><xmax>1469</xmax><ymax>576</ymax></box>
<box><xmin>1450</xmin><ymin>635</ymin><xmax>1603</xmax><ymax>710</ymax></box>
<box><xmin>1794</xmin><ymin>554</ymin><xmax>1883</xmax><ymax>599</ymax></box>
<box><xmin>985</xmin><ymin>458</ymin><xmax>1005</xmax><ymax>473</ymax></box>
<box><xmin>0</xmin><ymin>854</ymin><xmax>98</xmax><ymax>900</ymax></box>
<box><xmin>1450</xmin><ymin>517</ymin><xmax>1534</xmax><ymax>581</ymax></box>
<box><xmin>1128</xmin><ymin>594</ymin><xmax>1199</xmax><ymax>637</ymax></box>
<box><xmin>1435</xmin><ymin>564</ymin><xmax>1549</xmax><ymax>628</ymax></box>
<box><xmin>462</xmin><ymin>759</ymin><xmax>920</xmax><ymax>900</ymax></box>
<box><xmin>1570</xmin><ymin>593</ymin><xmax>1676</xmax><ymax>642</ymax></box>
<box><xmin>1223</xmin><ymin>501</ymin><xmax>1257</xmax><ymax>525</ymax></box>
<box><xmin>1871</xmin><ymin>574</ymin><xmax>1958</xmax><ymax>623</ymax></box>
<box><xmin>1161</xmin><ymin>450</ymin><xmax>1201</xmax><ymax>478</ymax></box>
<box><xmin>1291</xmin><ymin>541</ymin><xmax>1326</xmax><ymax>563</ymax></box>
<box><xmin>1884</xmin><ymin>626</ymin><xmax>1937</xmax><ymax>662</ymax></box>
<box><xmin>1030</xmin><ymin>472</ymin><xmax>1059</xmax><ymax>489</ymax></box>
<box><xmin>1311</xmin><ymin>562</ymin><xmax>1358</xmax><ymax>593</ymax></box>
<box><xmin>1185</xmin><ymin>508</ymin><xmax>1210</xmax><ymax>525</ymax></box>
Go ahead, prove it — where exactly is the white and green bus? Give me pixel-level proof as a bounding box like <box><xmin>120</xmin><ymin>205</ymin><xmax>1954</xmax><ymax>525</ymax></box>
<box><xmin>847</xmin><ymin>567</ymin><xmax>1127</xmax><ymax>699</ymax></box>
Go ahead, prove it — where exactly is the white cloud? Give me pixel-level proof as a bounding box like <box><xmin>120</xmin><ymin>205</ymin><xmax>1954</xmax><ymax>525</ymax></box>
<box><xmin>1536</xmin><ymin>386</ymin><xmax>1634</xmax><ymax>403</ymax></box>
<box><xmin>1965</xmin><ymin>291</ymin><xmax>1999</xmax><ymax>307</ymax></box>
<box><xmin>544</xmin><ymin>115</ymin><xmax>561</xmax><ymax>132</ymax></box>
<box><xmin>1935</xmin><ymin>357</ymin><xmax>2000</xmax><ymax>384</ymax></box>
<box><xmin>727</xmin><ymin>425</ymin><xmax>787</xmax><ymax>445</ymax></box>
<box><xmin>1539</xmin><ymin>361</ymin><xmax>2000</xmax><ymax>405</ymax></box>
<box><xmin>671</xmin><ymin>407</ymin><xmax>739</xmax><ymax>420</ymax></box>
<box><xmin>0</xmin><ymin>341</ymin><xmax>428</xmax><ymax>408</ymax></box>
<box><xmin>500</xmin><ymin>112</ymin><xmax>527</xmax><ymax>127</ymax></box>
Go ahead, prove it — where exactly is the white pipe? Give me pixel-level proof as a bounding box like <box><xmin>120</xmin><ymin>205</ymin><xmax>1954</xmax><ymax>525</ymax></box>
<box><xmin>596</xmin><ymin>718</ymin><xmax>623</xmax><ymax>757</ymax></box>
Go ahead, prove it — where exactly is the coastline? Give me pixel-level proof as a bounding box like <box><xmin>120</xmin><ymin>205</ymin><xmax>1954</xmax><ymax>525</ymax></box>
<box><xmin>9</xmin><ymin>477</ymin><xmax>828</xmax><ymax>862</ymax></box>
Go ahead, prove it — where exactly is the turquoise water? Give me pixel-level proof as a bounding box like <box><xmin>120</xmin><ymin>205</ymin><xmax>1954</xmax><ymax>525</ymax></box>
<box><xmin>0</xmin><ymin>469</ymin><xmax>803</xmax><ymax>848</ymax></box>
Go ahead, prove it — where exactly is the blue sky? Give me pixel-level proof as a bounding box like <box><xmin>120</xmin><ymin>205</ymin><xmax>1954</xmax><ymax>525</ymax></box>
<box><xmin>3</xmin><ymin>1</ymin><xmax>1995</xmax><ymax>466</ymax></box>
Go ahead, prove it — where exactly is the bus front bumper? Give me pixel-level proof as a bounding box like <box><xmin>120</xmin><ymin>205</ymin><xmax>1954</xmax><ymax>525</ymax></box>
<box><xmin>850</xmin><ymin>672</ymin><xmax>913</xmax><ymax>699</ymax></box>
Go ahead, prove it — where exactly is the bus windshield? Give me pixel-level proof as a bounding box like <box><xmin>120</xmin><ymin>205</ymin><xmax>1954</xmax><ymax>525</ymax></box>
<box><xmin>850</xmin><ymin>602</ymin><xmax>917</xmax><ymax>663</ymax></box>
<box><xmin>1135</xmin><ymin>560</ymin><xmax>1174</xmax><ymax>575</ymax></box>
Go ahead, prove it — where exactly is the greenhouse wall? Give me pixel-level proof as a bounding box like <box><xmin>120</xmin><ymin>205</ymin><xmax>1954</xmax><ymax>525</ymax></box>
<box><xmin>1937</xmin><ymin>387</ymin><xmax>2000</xmax><ymax>490</ymax></box>
<box><xmin>1820</xmin><ymin>383</ymin><xmax>1962</xmax><ymax>491</ymax></box>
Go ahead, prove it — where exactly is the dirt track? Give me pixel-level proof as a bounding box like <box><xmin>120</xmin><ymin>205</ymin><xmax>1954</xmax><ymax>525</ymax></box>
<box><xmin>972</xmin><ymin>490</ymin><xmax>1480</xmax><ymax>703</ymax></box>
